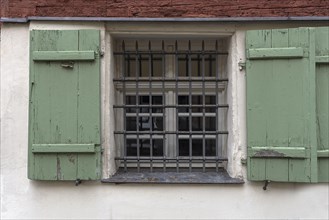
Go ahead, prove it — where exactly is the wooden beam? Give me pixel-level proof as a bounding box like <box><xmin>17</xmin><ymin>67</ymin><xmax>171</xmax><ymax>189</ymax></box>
<box><xmin>32</xmin><ymin>144</ymin><xmax>96</xmax><ymax>153</ymax></box>
<box><xmin>248</xmin><ymin>146</ymin><xmax>307</xmax><ymax>158</ymax></box>
<box><xmin>247</xmin><ymin>47</ymin><xmax>304</xmax><ymax>59</ymax></box>
<box><xmin>32</xmin><ymin>50</ymin><xmax>95</xmax><ymax>61</ymax></box>
<box><xmin>315</xmin><ymin>55</ymin><xmax>329</xmax><ymax>63</ymax></box>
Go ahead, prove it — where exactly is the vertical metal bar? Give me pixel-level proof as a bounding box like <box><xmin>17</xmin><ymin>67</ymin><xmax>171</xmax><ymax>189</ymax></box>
<box><xmin>135</xmin><ymin>41</ymin><xmax>140</xmax><ymax>172</ymax></box>
<box><xmin>215</xmin><ymin>40</ymin><xmax>219</xmax><ymax>172</ymax></box>
<box><xmin>188</xmin><ymin>40</ymin><xmax>192</xmax><ymax>172</ymax></box>
<box><xmin>202</xmin><ymin>40</ymin><xmax>206</xmax><ymax>172</ymax></box>
<box><xmin>162</xmin><ymin>40</ymin><xmax>166</xmax><ymax>173</ymax></box>
<box><xmin>148</xmin><ymin>41</ymin><xmax>153</xmax><ymax>173</ymax></box>
<box><xmin>122</xmin><ymin>40</ymin><xmax>127</xmax><ymax>172</ymax></box>
<box><xmin>175</xmin><ymin>40</ymin><xmax>179</xmax><ymax>173</ymax></box>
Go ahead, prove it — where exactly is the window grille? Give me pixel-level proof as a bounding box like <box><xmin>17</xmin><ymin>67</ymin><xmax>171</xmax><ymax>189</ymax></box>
<box><xmin>113</xmin><ymin>39</ymin><xmax>229</xmax><ymax>173</ymax></box>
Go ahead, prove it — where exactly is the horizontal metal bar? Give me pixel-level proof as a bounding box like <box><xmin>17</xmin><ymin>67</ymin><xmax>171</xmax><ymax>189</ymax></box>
<box><xmin>32</xmin><ymin>144</ymin><xmax>95</xmax><ymax>153</ymax></box>
<box><xmin>2</xmin><ymin>16</ymin><xmax>329</xmax><ymax>23</ymax></box>
<box><xmin>114</xmin><ymin>131</ymin><xmax>229</xmax><ymax>135</ymax></box>
<box><xmin>115</xmin><ymin>157</ymin><xmax>228</xmax><ymax>161</ymax></box>
<box><xmin>317</xmin><ymin>150</ymin><xmax>329</xmax><ymax>158</ymax></box>
<box><xmin>114</xmin><ymin>51</ymin><xmax>228</xmax><ymax>55</ymax></box>
<box><xmin>32</xmin><ymin>51</ymin><xmax>95</xmax><ymax>61</ymax></box>
<box><xmin>248</xmin><ymin>146</ymin><xmax>307</xmax><ymax>158</ymax></box>
<box><xmin>247</xmin><ymin>47</ymin><xmax>304</xmax><ymax>59</ymax></box>
<box><xmin>113</xmin><ymin>104</ymin><xmax>229</xmax><ymax>108</ymax></box>
<box><xmin>315</xmin><ymin>55</ymin><xmax>329</xmax><ymax>63</ymax></box>
<box><xmin>113</xmin><ymin>78</ymin><xmax>229</xmax><ymax>82</ymax></box>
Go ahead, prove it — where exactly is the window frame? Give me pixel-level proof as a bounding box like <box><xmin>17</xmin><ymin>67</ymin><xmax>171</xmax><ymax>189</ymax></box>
<box><xmin>103</xmin><ymin>24</ymin><xmax>245</xmax><ymax>182</ymax></box>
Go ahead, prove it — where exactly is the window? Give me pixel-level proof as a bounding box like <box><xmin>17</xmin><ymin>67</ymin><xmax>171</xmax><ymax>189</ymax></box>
<box><xmin>111</xmin><ymin>38</ymin><xmax>235</xmax><ymax>181</ymax></box>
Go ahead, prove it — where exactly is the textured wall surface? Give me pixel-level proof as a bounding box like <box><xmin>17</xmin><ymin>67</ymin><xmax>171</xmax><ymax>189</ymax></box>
<box><xmin>1</xmin><ymin>0</ymin><xmax>329</xmax><ymax>18</ymax></box>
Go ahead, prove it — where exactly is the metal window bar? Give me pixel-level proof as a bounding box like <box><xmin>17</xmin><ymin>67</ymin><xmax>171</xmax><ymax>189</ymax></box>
<box><xmin>135</xmin><ymin>41</ymin><xmax>140</xmax><ymax>172</ymax></box>
<box><xmin>188</xmin><ymin>41</ymin><xmax>192</xmax><ymax>172</ymax></box>
<box><xmin>162</xmin><ymin>40</ymin><xmax>167</xmax><ymax>172</ymax></box>
<box><xmin>114</xmin><ymin>40</ymin><xmax>229</xmax><ymax>173</ymax></box>
<box><xmin>175</xmin><ymin>40</ymin><xmax>179</xmax><ymax>172</ymax></box>
<box><xmin>122</xmin><ymin>41</ymin><xmax>127</xmax><ymax>172</ymax></box>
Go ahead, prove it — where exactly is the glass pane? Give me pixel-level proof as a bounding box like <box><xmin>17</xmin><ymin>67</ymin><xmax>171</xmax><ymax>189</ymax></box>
<box><xmin>152</xmin><ymin>55</ymin><xmax>163</xmax><ymax>77</ymax></box>
<box><xmin>192</xmin><ymin>95</ymin><xmax>202</xmax><ymax>112</ymax></box>
<box><xmin>126</xmin><ymin>117</ymin><xmax>137</xmax><ymax>131</ymax></box>
<box><xmin>126</xmin><ymin>139</ymin><xmax>137</xmax><ymax>156</ymax></box>
<box><xmin>153</xmin><ymin>139</ymin><xmax>163</xmax><ymax>156</ymax></box>
<box><xmin>179</xmin><ymin>139</ymin><xmax>189</xmax><ymax>156</ymax></box>
<box><xmin>192</xmin><ymin>139</ymin><xmax>203</xmax><ymax>156</ymax></box>
<box><xmin>139</xmin><ymin>116</ymin><xmax>150</xmax><ymax>131</ymax></box>
<box><xmin>178</xmin><ymin>95</ymin><xmax>189</xmax><ymax>113</ymax></box>
<box><xmin>192</xmin><ymin>117</ymin><xmax>203</xmax><ymax>131</ymax></box>
<box><xmin>140</xmin><ymin>139</ymin><xmax>150</xmax><ymax>156</ymax></box>
<box><xmin>205</xmin><ymin>139</ymin><xmax>216</xmax><ymax>156</ymax></box>
<box><xmin>139</xmin><ymin>96</ymin><xmax>149</xmax><ymax>113</ymax></box>
<box><xmin>205</xmin><ymin>55</ymin><xmax>216</xmax><ymax>77</ymax></box>
<box><xmin>178</xmin><ymin>55</ymin><xmax>188</xmax><ymax>77</ymax></box>
<box><xmin>126</xmin><ymin>96</ymin><xmax>137</xmax><ymax>113</ymax></box>
<box><xmin>153</xmin><ymin>117</ymin><xmax>163</xmax><ymax>131</ymax></box>
<box><xmin>152</xmin><ymin>95</ymin><xmax>163</xmax><ymax>113</ymax></box>
<box><xmin>205</xmin><ymin>117</ymin><xmax>216</xmax><ymax>131</ymax></box>
<box><xmin>191</xmin><ymin>54</ymin><xmax>201</xmax><ymax>77</ymax></box>
<box><xmin>126</xmin><ymin>55</ymin><xmax>136</xmax><ymax>77</ymax></box>
<box><xmin>178</xmin><ymin>117</ymin><xmax>189</xmax><ymax>131</ymax></box>
<box><xmin>205</xmin><ymin>95</ymin><xmax>216</xmax><ymax>112</ymax></box>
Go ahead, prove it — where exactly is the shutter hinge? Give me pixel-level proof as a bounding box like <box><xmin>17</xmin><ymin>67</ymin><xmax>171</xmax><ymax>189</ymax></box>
<box><xmin>238</xmin><ymin>62</ymin><xmax>246</xmax><ymax>71</ymax></box>
<box><xmin>240</xmin><ymin>158</ymin><xmax>247</xmax><ymax>165</ymax></box>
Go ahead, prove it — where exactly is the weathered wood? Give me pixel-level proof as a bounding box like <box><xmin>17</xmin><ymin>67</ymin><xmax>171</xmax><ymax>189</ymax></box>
<box><xmin>247</xmin><ymin>47</ymin><xmax>304</xmax><ymax>59</ymax></box>
<box><xmin>32</xmin><ymin>51</ymin><xmax>95</xmax><ymax>61</ymax></box>
<box><xmin>315</xmin><ymin>27</ymin><xmax>329</xmax><ymax>182</ymax></box>
<box><xmin>246</xmin><ymin>28</ymin><xmax>313</xmax><ymax>182</ymax></box>
<box><xmin>248</xmin><ymin>147</ymin><xmax>307</xmax><ymax>158</ymax></box>
<box><xmin>32</xmin><ymin>144</ymin><xmax>95</xmax><ymax>153</ymax></box>
<box><xmin>315</xmin><ymin>56</ymin><xmax>329</xmax><ymax>63</ymax></box>
<box><xmin>28</xmin><ymin>30</ymin><xmax>101</xmax><ymax>181</ymax></box>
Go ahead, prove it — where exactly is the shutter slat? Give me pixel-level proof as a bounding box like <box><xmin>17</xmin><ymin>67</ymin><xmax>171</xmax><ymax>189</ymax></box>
<box><xmin>32</xmin><ymin>51</ymin><xmax>95</xmax><ymax>61</ymax></box>
<box><xmin>247</xmin><ymin>47</ymin><xmax>304</xmax><ymax>59</ymax></box>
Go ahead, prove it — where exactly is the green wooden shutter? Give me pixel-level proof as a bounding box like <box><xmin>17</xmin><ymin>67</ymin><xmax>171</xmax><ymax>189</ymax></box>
<box><xmin>247</xmin><ymin>27</ymin><xmax>329</xmax><ymax>183</ymax></box>
<box><xmin>28</xmin><ymin>30</ymin><xmax>101</xmax><ymax>180</ymax></box>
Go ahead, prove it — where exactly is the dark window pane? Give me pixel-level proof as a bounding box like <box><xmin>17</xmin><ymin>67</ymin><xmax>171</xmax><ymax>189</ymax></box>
<box><xmin>179</xmin><ymin>117</ymin><xmax>189</xmax><ymax>131</ymax></box>
<box><xmin>126</xmin><ymin>96</ymin><xmax>137</xmax><ymax>113</ymax></box>
<box><xmin>192</xmin><ymin>139</ymin><xmax>203</xmax><ymax>156</ymax></box>
<box><xmin>205</xmin><ymin>95</ymin><xmax>216</xmax><ymax>112</ymax></box>
<box><xmin>179</xmin><ymin>139</ymin><xmax>189</xmax><ymax>156</ymax></box>
<box><xmin>192</xmin><ymin>117</ymin><xmax>203</xmax><ymax>131</ymax></box>
<box><xmin>126</xmin><ymin>117</ymin><xmax>137</xmax><ymax>131</ymax></box>
<box><xmin>152</xmin><ymin>95</ymin><xmax>163</xmax><ymax>113</ymax></box>
<box><xmin>205</xmin><ymin>117</ymin><xmax>216</xmax><ymax>131</ymax></box>
<box><xmin>126</xmin><ymin>139</ymin><xmax>137</xmax><ymax>156</ymax></box>
<box><xmin>192</xmin><ymin>95</ymin><xmax>202</xmax><ymax>112</ymax></box>
<box><xmin>205</xmin><ymin>139</ymin><xmax>216</xmax><ymax>156</ymax></box>
<box><xmin>140</xmin><ymin>139</ymin><xmax>150</xmax><ymax>156</ymax></box>
<box><xmin>139</xmin><ymin>116</ymin><xmax>150</xmax><ymax>131</ymax></box>
<box><xmin>178</xmin><ymin>55</ymin><xmax>188</xmax><ymax>77</ymax></box>
<box><xmin>139</xmin><ymin>96</ymin><xmax>149</xmax><ymax>113</ymax></box>
<box><xmin>153</xmin><ymin>139</ymin><xmax>163</xmax><ymax>156</ymax></box>
<box><xmin>153</xmin><ymin>117</ymin><xmax>163</xmax><ymax>131</ymax></box>
<box><xmin>178</xmin><ymin>95</ymin><xmax>189</xmax><ymax>113</ymax></box>
<box><xmin>205</xmin><ymin>55</ymin><xmax>216</xmax><ymax>77</ymax></box>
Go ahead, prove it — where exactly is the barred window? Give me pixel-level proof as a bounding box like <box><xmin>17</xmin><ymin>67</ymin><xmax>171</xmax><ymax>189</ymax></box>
<box><xmin>110</xmin><ymin>38</ymin><xmax>237</xmax><ymax>183</ymax></box>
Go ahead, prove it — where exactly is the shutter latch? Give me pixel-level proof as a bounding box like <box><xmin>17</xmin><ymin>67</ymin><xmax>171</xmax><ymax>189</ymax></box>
<box><xmin>61</xmin><ymin>61</ymin><xmax>74</xmax><ymax>69</ymax></box>
<box><xmin>238</xmin><ymin>61</ymin><xmax>246</xmax><ymax>71</ymax></box>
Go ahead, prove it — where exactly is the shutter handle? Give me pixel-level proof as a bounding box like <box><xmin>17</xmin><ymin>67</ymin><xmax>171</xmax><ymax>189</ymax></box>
<box><xmin>61</xmin><ymin>61</ymin><xmax>74</xmax><ymax>69</ymax></box>
<box><xmin>263</xmin><ymin>180</ymin><xmax>270</xmax><ymax>190</ymax></box>
<box><xmin>75</xmin><ymin>179</ymin><xmax>82</xmax><ymax>186</ymax></box>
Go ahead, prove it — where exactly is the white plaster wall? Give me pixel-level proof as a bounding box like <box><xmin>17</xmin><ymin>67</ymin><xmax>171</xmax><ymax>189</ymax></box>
<box><xmin>1</xmin><ymin>22</ymin><xmax>329</xmax><ymax>220</ymax></box>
